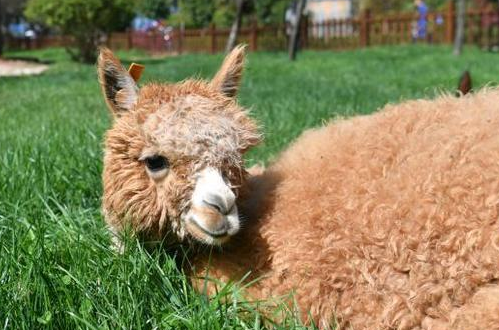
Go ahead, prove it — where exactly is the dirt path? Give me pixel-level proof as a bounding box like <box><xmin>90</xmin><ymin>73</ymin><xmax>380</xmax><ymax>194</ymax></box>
<box><xmin>0</xmin><ymin>59</ymin><xmax>49</xmax><ymax>77</ymax></box>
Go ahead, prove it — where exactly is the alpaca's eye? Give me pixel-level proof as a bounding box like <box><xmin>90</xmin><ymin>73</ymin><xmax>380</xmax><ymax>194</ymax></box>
<box><xmin>144</xmin><ymin>155</ymin><xmax>169</xmax><ymax>172</ymax></box>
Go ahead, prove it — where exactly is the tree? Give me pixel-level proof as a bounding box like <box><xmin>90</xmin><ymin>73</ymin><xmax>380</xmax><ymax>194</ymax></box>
<box><xmin>169</xmin><ymin>0</ymin><xmax>215</xmax><ymax>28</ymax></box>
<box><xmin>355</xmin><ymin>0</ymin><xmax>449</xmax><ymax>13</ymax></box>
<box><xmin>0</xmin><ymin>0</ymin><xmax>4</xmax><ymax>57</ymax></box>
<box><xmin>225</xmin><ymin>0</ymin><xmax>245</xmax><ymax>52</ymax></box>
<box><xmin>25</xmin><ymin>0</ymin><xmax>135</xmax><ymax>63</ymax></box>
<box><xmin>288</xmin><ymin>0</ymin><xmax>306</xmax><ymax>60</ymax></box>
<box><xmin>254</xmin><ymin>0</ymin><xmax>291</xmax><ymax>24</ymax></box>
<box><xmin>169</xmin><ymin>0</ymin><xmax>292</xmax><ymax>28</ymax></box>
<box><xmin>136</xmin><ymin>0</ymin><xmax>173</xmax><ymax>19</ymax></box>
<box><xmin>1</xmin><ymin>0</ymin><xmax>29</xmax><ymax>55</ymax></box>
<box><xmin>453</xmin><ymin>0</ymin><xmax>466</xmax><ymax>55</ymax></box>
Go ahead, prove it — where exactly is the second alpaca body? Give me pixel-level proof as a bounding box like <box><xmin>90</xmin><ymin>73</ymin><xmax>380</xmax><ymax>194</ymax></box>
<box><xmin>191</xmin><ymin>90</ymin><xmax>499</xmax><ymax>329</ymax></box>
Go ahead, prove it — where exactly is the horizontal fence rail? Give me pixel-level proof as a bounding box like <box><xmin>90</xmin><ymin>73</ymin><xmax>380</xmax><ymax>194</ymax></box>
<box><xmin>6</xmin><ymin>4</ymin><xmax>499</xmax><ymax>54</ymax></box>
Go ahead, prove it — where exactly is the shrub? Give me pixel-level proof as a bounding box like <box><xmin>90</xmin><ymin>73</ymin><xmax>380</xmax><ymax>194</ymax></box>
<box><xmin>25</xmin><ymin>0</ymin><xmax>135</xmax><ymax>63</ymax></box>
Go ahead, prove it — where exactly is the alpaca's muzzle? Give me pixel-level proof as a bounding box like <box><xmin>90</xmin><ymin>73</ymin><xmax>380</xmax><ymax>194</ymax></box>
<box><xmin>185</xmin><ymin>167</ymin><xmax>240</xmax><ymax>245</ymax></box>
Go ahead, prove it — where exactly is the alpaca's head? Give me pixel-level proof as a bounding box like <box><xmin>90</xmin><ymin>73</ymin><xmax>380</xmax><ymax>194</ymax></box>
<box><xmin>98</xmin><ymin>46</ymin><xmax>260</xmax><ymax>245</ymax></box>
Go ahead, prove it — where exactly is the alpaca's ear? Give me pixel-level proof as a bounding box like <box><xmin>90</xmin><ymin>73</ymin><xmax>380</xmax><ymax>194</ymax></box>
<box><xmin>97</xmin><ymin>48</ymin><xmax>138</xmax><ymax>115</ymax></box>
<box><xmin>211</xmin><ymin>44</ymin><xmax>246</xmax><ymax>98</ymax></box>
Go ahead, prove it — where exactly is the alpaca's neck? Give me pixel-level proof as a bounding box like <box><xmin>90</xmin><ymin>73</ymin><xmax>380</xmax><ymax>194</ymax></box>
<box><xmin>188</xmin><ymin>168</ymin><xmax>281</xmax><ymax>287</ymax></box>
<box><xmin>238</xmin><ymin>168</ymin><xmax>281</xmax><ymax>229</ymax></box>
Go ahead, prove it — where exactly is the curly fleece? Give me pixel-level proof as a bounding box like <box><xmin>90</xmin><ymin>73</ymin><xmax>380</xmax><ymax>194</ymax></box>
<box><xmin>191</xmin><ymin>89</ymin><xmax>499</xmax><ymax>330</ymax></box>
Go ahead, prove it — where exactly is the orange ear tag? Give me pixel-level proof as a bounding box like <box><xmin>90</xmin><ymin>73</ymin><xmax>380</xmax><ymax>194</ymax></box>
<box><xmin>128</xmin><ymin>63</ymin><xmax>145</xmax><ymax>82</ymax></box>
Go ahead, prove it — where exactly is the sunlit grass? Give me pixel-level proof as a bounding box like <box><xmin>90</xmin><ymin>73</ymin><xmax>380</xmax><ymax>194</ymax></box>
<box><xmin>1</xmin><ymin>45</ymin><xmax>498</xmax><ymax>329</ymax></box>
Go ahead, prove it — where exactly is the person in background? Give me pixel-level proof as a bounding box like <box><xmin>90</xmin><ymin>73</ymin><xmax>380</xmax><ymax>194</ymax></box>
<box><xmin>413</xmin><ymin>0</ymin><xmax>428</xmax><ymax>42</ymax></box>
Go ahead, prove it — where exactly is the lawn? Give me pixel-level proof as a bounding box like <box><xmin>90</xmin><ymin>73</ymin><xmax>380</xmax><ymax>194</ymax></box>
<box><xmin>1</xmin><ymin>45</ymin><xmax>498</xmax><ymax>329</ymax></box>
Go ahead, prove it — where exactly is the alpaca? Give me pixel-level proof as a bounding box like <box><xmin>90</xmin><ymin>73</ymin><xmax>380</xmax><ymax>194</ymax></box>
<box><xmin>98</xmin><ymin>47</ymin><xmax>499</xmax><ymax>330</ymax></box>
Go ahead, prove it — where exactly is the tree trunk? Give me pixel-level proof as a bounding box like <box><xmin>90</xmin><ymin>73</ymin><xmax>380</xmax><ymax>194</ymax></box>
<box><xmin>288</xmin><ymin>0</ymin><xmax>307</xmax><ymax>61</ymax></box>
<box><xmin>0</xmin><ymin>0</ymin><xmax>4</xmax><ymax>57</ymax></box>
<box><xmin>225</xmin><ymin>0</ymin><xmax>245</xmax><ymax>53</ymax></box>
<box><xmin>453</xmin><ymin>0</ymin><xmax>466</xmax><ymax>55</ymax></box>
<box><xmin>66</xmin><ymin>29</ymin><xmax>103</xmax><ymax>63</ymax></box>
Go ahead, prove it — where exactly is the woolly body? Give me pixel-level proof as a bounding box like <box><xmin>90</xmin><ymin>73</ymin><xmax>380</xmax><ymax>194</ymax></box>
<box><xmin>192</xmin><ymin>89</ymin><xmax>499</xmax><ymax>330</ymax></box>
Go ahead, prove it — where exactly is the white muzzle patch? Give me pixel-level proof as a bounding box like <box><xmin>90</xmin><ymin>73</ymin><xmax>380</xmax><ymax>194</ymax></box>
<box><xmin>185</xmin><ymin>167</ymin><xmax>239</xmax><ymax>244</ymax></box>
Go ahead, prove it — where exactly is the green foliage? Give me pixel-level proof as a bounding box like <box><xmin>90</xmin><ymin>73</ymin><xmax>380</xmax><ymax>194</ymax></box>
<box><xmin>357</xmin><ymin>0</ymin><xmax>450</xmax><ymax>13</ymax></box>
<box><xmin>136</xmin><ymin>0</ymin><xmax>173</xmax><ymax>19</ymax></box>
<box><xmin>254</xmin><ymin>0</ymin><xmax>292</xmax><ymax>25</ymax></box>
<box><xmin>212</xmin><ymin>1</ymin><xmax>236</xmax><ymax>28</ymax></box>
<box><xmin>424</xmin><ymin>0</ymin><xmax>451</xmax><ymax>10</ymax></box>
<box><xmin>168</xmin><ymin>0</ymin><xmax>292</xmax><ymax>28</ymax></box>
<box><xmin>2</xmin><ymin>45</ymin><xmax>499</xmax><ymax>328</ymax></box>
<box><xmin>24</xmin><ymin>0</ymin><xmax>136</xmax><ymax>63</ymax></box>
<box><xmin>167</xmin><ymin>0</ymin><xmax>240</xmax><ymax>28</ymax></box>
<box><xmin>169</xmin><ymin>0</ymin><xmax>216</xmax><ymax>28</ymax></box>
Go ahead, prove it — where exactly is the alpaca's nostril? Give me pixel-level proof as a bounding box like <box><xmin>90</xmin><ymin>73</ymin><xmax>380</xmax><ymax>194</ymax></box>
<box><xmin>202</xmin><ymin>193</ymin><xmax>234</xmax><ymax>215</ymax></box>
<box><xmin>203</xmin><ymin>199</ymin><xmax>223</xmax><ymax>213</ymax></box>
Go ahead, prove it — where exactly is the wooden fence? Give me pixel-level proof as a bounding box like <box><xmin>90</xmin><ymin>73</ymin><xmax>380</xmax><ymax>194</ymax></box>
<box><xmin>6</xmin><ymin>2</ymin><xmax>499</xmax><ymax>54</ymax></box>
<box><xmin>104</xmin><ymin>22</ymin><xmax>290</xmax><ymax>54</ymax></box>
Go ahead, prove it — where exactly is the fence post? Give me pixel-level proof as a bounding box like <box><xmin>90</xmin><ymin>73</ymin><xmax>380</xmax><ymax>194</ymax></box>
<box><xmin>154</xmin><ymin>30</ymin><xmax>161</xmax><ymax>52</ymax></box>
<box><xmin>148</xmin><ymin>31</ymin><xmax>154</xmax><ymax>52</ymax></box>
<box><xmin>177</xmin><ymin>25</ymin><xmax>184</xmax><ymax>55</ymax></box>
<box><xmin>127</xmin><ymin>29</ymin><xmax>132</xmax><ymax>50</ymax></box>
<box><xmin>446</xmin><ymin>0</ymin><xmax>455</xmax><ymax>44</ymax></box>
<box><xmin>210</xmin><ymin>23</ymin><xmax>216</xmax><ymax>54</ymax></box>
<box><xmin>105</xmin><ymin>33</ymin><xmax>111</xmax><ymax>48</ymax></box>
<box><xmin>477</xmin><ymin>9</ymin><xmax>484</xmax><ymax>47</ymax></box>
<box><xmin>250</xmin><ymin>20</ymin><xmax>258</xmax><ymax>51</ymax></box>
<box><xmin>486</xmin><ymin>9</ymin><xmax>493</xmax><ymax>50</ymax></box>
<box><xmin>360</xmin><ymin>9</ymin><xmax>371</xmax><ymax>47</ymax></box>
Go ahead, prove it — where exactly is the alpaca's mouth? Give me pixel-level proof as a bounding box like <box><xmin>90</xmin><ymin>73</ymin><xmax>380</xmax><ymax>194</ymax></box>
<box><xmin>189</xmin><ymin>215</ymin><xmax>229</xmax><ymax>238</ymax></box>
<box><xmin>185</xmin><ymin>212</ymin><xmax>236</xmax><ymax>245</ymax></box>
<box><xmin>184</xmin><ymin>206</ymin><xmax>240</xmax><ymax>245</ymax></box>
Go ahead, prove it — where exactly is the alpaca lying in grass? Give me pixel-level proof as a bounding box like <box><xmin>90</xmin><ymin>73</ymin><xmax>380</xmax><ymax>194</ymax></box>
<box><xmin>98</xmin><ymin>47</ymin><xmax>499</xmax><ymax>330</ymax></box>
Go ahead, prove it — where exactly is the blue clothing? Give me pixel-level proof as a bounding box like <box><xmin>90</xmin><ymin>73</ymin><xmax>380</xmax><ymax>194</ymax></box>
<box><xmin>8</xmin><ymin>21</ymin><xmax>29</xmax><ymax>38</ymax></box>
<box><xmin>416</xmin><ymin>3</ymin><xmax>428</xmax><ymax>38</ymax></box>
<box><xmin>132</xmin><ymin>16</ymin><xmax>157</xmax><ymax>32</ymax></box>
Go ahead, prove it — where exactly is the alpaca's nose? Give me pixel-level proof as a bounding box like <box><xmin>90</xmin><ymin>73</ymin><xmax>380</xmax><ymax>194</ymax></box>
<box><xmin>202</xmin><ymin>191</ymin><xmax>235</xmax><ymax>215</ymax></box>
<box><xmin>191</xmin><ymin>167</ymin><xmax>236</xmax><ymax>215</ymax></box>
<box><xmin>186</xmin><ymin>167</ymin><xmax>240</xmax><ymax>244</ymax></box>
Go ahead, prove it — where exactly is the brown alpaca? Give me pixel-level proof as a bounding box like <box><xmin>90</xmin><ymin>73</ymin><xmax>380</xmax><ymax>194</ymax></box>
<box><xmin>99</xmin><ymin>47</ymin><xmax>499</xmax><ymax>330</ymax></box>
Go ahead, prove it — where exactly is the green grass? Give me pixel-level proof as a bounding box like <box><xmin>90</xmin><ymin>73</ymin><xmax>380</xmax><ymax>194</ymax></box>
<box><xmin>1</xmin><ymin>45</ymin><xmax>498</xmax><ymax>329</ymax></box>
